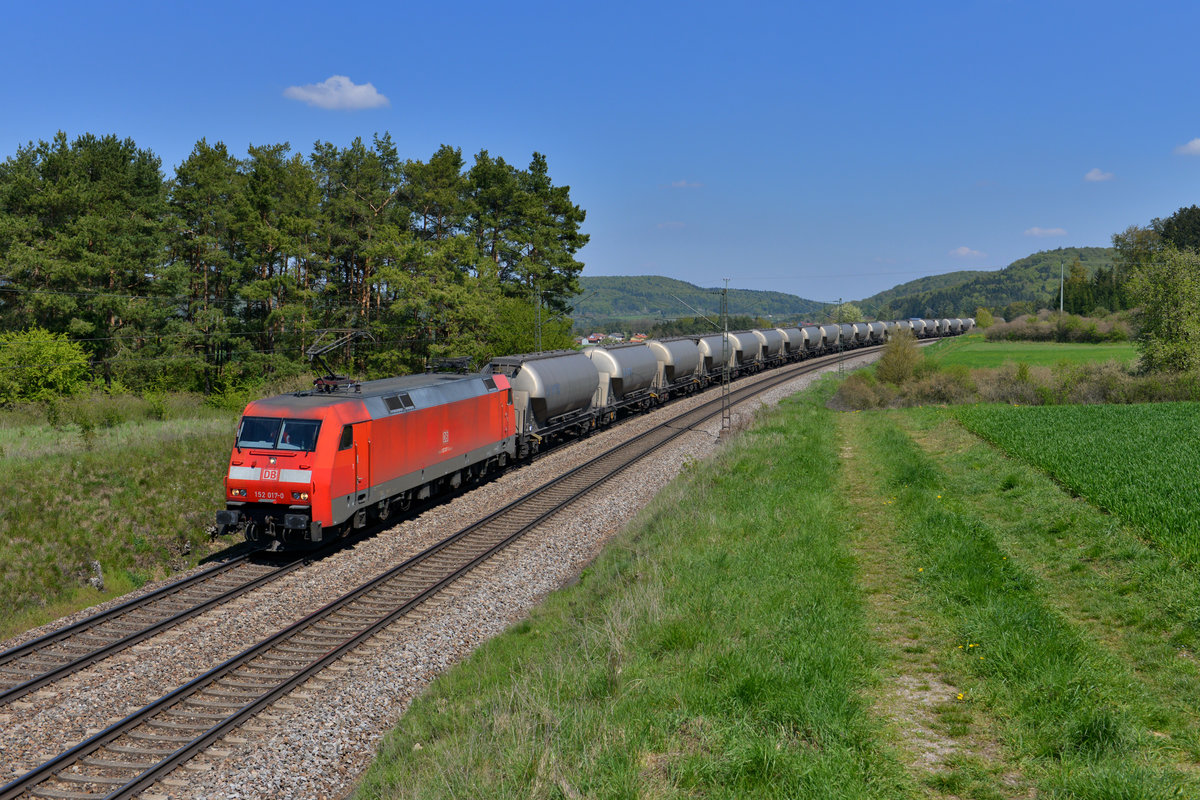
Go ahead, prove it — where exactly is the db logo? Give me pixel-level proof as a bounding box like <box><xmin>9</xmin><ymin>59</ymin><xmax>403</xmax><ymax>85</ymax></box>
<box><xmin>442</xmin><ymin>431</ymin><xmax>450</xmax><ymax>444</ymax></box>
<box><xmin>262</xmin><ymin>468</ymin><xmax>280</xmax><ymax>481</ymax></box>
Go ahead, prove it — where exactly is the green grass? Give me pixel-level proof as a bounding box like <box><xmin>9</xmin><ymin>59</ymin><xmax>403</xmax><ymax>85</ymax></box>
<box><xmin>924</xmin><ymin>334</ymin><xmax>1137</xmax><ymax>368</ymax></box>
<box><xmin>894</xmin><ymin>411</ymin><xmax>1200</xmax><ymax>758</ymax></box>
<box><xmin>955</xmin><ymin>403</ymin><xmax>1200</xmax><ymax>566</ymax></box>
<box><xmin>0</xmin><ymin>398</ymin><xmax>241</xmax><ymax>639</ymax></box>
<box><xmin>851</xmin><ymin>409</ymin><xmax>1199</xmax><ymax>796</ymax></box>
<box><xmin>354</xmin><ymin>383</ymin><xmax>913</xmax><ymax>799</ymax></box>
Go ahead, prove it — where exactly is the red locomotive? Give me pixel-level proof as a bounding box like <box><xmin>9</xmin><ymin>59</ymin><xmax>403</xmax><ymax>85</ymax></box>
<box><xmin>216</xmin><ymin>372</ymin><xmax>516</xmax><ymax>548</ymax></box>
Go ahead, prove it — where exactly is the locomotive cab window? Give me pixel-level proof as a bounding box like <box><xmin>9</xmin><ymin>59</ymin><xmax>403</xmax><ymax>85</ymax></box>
<box><xmin>277</xmin><ymin>419</ymin><xmax>321</xmax><ymax>451</ymax></box>
<box><xmin>236</xmin><ymin>416</ymin><xmax>321</xmax><ymax>451</ymax></box>
<box><xmin>339</xmin><ymin>425</ymin><xmax>354</xmax><ymax>451</ymax></box>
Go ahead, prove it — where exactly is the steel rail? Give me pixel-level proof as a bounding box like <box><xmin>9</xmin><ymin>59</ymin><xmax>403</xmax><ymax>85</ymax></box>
<box><xmin>0</xmin><ymin>558</ymin><xmax>249</xmax><ymax>668</ymax></box>
<box><xmin>0</xmin><ymin>555</ymin><xmax>306</xmax><ymax>706</ymax></box>
<box><xmin>0</xmin><ymin>347</ymin><xmax>876</xmax><ymax>800</ymax></box>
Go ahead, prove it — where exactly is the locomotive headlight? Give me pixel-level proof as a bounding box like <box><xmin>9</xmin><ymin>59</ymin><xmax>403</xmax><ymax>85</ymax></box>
<box><xmin>292</xmin><ymin>491</ymin><xmax>310</xmax><ymax>501</ymax></box>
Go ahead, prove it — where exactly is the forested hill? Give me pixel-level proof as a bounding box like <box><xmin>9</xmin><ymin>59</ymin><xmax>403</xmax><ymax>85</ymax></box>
<box><xmin>572</xmin><ymin>276</ymin><xmax>823</xmax><ymax>327</ymax></box>
<box><xmin>859</xmin><ymin>270</ymin><xmax>995</xmax><ymax>312</ymax></box>
<box><xmin>861</xmin><ymin>247</ymin><xmax>1117</xmax><ymax>318</ymax></box>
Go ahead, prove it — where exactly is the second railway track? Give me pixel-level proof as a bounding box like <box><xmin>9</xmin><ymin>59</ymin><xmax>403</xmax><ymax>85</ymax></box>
<box><xmin>0</xmin><ymin>555</ymin><xmax>306</xmax><ymax>706</ymax></box>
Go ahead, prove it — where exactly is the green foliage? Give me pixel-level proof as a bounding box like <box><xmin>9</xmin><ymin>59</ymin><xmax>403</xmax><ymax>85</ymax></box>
<box><xmin>1158</xmin><ymin>205</ymin><xmax>1200</xmax><ymax>252</ymax></box>
<box><xmin>0</xmin><ymin>133</ymin><xmax>588</xmax><ymax>393</ymax></box>
<box><xmin>0</xmin><ymin>327</ymin><xmax>91</xmax><ymax>405</ymax></box>
<box><xmin>983</xmin><ymin>311</ymin><xmax>1132</xmax><ymax>343</ymax></box>
<box><xmin>874</xmin><ymin>330</ymin><xmax>922</xmax><ymax>384</ymax></box>
<box><xmin>973</xmin><ymin>306</ymin><xmax>994</xmax><ymax>328</ymax></box>
<box><xmin>1126</xmin><ymin>247</ymin><xmax>1200</xmax><ymax>372</ymax></box>
<box><xmin>820</xmin><ymin>301</ymin><xmax>864</xmax><ymax>324</ymax></box>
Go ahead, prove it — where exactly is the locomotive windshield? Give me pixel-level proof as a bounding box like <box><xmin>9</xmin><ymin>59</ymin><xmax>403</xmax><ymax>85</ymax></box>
<box><xmin>236</xmin><ymin>416</ymin><xmax>321</xmax><ymax>451</ymax></box>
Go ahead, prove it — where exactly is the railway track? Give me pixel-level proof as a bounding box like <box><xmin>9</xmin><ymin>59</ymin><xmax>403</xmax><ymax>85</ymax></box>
<box><xmin>0</xmin><ymin>555</ymin><xmax>306</xmax><ymax>707</ymax></box>
<box><xmin>0</xmin><ymin>350</ymin><xmax>870</xmax><ymax>800</ymax></box>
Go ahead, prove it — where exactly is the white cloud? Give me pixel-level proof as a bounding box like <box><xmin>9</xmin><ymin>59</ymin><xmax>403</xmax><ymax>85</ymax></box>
<box><xmin>949</xmin><ymin>246</ymin><xmax>984</xmax><ymax>258</ymax></box>
<box><xmin>1025</xmin><ymin>226</ymin><xmax>1067</xmax><ymax>237</ymax></box>
<box><xmin>657</xmin><ymin>221</ymin><xmax>686</xmax><ymax>229</ymax></box>
<box><xmin>1175</xmin><ymin>138</ymin><xmax>1200</xmax><ymax>155</ymax></box>
<box><xmin>670</xmin><ymin>180</ymin><xmax>703</xmax><ymax>189</ymax></box>
<box><xmin>283</xmin><ymin>75</ymin><xmax>389</xmax><ymax>110</ymax></box>
<box><xmin>1084</xmin><ymin>168</ymin><xmax>1114</xmax><ymax>182</ymax></box>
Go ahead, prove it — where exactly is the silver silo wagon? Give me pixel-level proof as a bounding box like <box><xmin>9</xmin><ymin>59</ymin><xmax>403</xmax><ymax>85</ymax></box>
<box><xmin>646</xmin><ymin>336</ymin><xmax>702</xmax><ymax>397</ymax></box>
<box><xmin>584</xmin><ymin>343</ymin><xmax>659</xmax><ymax>413</ymax></box>
<box><xmin>490</xmin><ymin>350</ymin><xmax>599</xmax><ymax>451</ymax></box>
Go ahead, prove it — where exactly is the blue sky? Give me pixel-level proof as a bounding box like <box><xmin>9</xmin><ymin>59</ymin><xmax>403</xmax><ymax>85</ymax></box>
<box><xmin>3</xmin><ymin>0</ymin><xmax>1199</xmax><ymax>304</ymax></box>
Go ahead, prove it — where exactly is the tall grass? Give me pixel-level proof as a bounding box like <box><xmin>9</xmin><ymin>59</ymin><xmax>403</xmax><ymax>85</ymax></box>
<box><xmin>354</xmin><ymin>384</ymin><xmax>912</xmax><ymax>799</ymax></box>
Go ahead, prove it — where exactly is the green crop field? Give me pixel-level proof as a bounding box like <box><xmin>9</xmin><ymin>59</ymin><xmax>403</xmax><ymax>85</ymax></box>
<box><xmin>924</xmin><ymin>335</ymin><xmax>1137</xmax><ymax>368</ymax></box>
<box><xmin>956</xmin><ymin>402</ymin><xmax>1200</xmax><ymax>565</ymax></box>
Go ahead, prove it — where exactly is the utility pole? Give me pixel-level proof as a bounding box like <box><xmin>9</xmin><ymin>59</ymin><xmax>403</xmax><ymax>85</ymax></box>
<box><xmin>721</xmin><ymin>278</ymin><xmax>731</xmax><ymax>432</ymax></box>
<box><xmin>1059</xmin><ymin>259</ymin><xmax>1064</xmax><ymax>314</ymax></box>
<box><xmin>837</xmin><ymin>297</ymin><xmax>845</xmax><ymax>377</ymax></box>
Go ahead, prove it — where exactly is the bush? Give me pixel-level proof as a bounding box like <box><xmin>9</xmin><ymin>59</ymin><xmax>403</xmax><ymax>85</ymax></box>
<box><xmin>875</xmin><ymin>331</ymin><xmax>922</xmax><ymax>385</ymax></box>
<box><xmin>0</xmin><ymin>328</ymin><xmax>91</xmax><ymax>405</ymax></box>
<box><xmin>984</xmin><ymin>312</ymin><xmax>1135</xmax><ymax>344</ymax></box>
<box><xmin>831</xmin><ymin>371</ymin><xmax>895</xmax><ymax>410</ymax></box>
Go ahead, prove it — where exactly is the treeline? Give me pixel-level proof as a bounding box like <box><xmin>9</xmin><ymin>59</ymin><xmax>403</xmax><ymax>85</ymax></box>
<box><xmin>0</xmin><ymin>131</ymin><xmax>586</xmax><ymax>395</ymax></box>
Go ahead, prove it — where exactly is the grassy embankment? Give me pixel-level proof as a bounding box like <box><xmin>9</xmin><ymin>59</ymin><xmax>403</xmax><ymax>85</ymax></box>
<box><xmin>355</xmin><ymin>382</ymin><xmax>1200</xmax><ymax>798</ymax></box>
<box><xmin>356</xmin><ymin>385</ymin><xmax>914</xmax><ymax>799</ymax></box>
<box><xmin>923</xmin><ymin>334</ymin><xmax>1137</xmax><ymax>368</ymax></box>
<box><xmin>0</xmin><ymin>394</ymin><xmax>242</xmax><ymax>640</ymax></box>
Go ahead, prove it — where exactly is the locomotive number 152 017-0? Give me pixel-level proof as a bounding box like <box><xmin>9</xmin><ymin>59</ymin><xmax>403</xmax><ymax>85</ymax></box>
<box><xmin>255</xmin><ymin>490</ymin><xmax>285</xmax><ymax>501</ymax></box>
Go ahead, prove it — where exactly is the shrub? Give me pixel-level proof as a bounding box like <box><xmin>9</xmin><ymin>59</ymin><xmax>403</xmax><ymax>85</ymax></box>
<box><xmin>831</xmin><ymin>371</ymin><xmax>895</xmax><ymax>409</ymax></box>
<box><xmin>99</xmin><ymin>406</ymin><xmax>124</xmax><ymax>429</ymax></box>
<box><xmin>875</xmin><ymin>331</ymin><xmax>922</xmax><ymax>385</ymax></box>
<box><xmin>0</xmin><ymin>328</ymin><xmax>91</xmax><ymax>405</ymax></box>
<box><xmin>72</xmin><ymin>406</ymin><xmax>96</xmax><ymax>450</ymax></box>
<box><xmin>145</xmin><ymin>393</ymin><xmax>168</xmax><ymax>421</ymax></box>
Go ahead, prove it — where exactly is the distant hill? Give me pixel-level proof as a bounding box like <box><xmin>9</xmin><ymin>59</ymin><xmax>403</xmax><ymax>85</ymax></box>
<box><xmin>573</xmin><ymin>247</ymin><xmax>1118</xmax><ymax>332</ymax></box>
<box><xmin>860</xmin><ymin>270</ymin><xmax>995</xmax><ymax>313</ymax></box>
<box><xmin>572</xmin><ymin>276</ymin><xmax>823</xmax><ymax>328</ymax></box>
<box><xmin>860</xmin><ymin>247</ymin><xmax>1117</xmax><ymax>318</ymax></box>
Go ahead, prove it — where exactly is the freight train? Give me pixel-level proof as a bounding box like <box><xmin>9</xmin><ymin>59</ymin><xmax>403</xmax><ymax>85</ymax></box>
<box><xmin>216</xmin><ymin>317</ymin><xmax>974</xmax><ymax>549</ymax></box>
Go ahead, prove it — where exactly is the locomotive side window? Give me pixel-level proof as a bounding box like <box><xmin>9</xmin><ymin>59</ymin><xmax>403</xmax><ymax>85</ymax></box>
<box><xmin>507</xmin><ymin>389</ymin><xmax>513</xmax><ymax>405</ymax></box>
<box><xmin>339</xmin><ymin>425</ymin><xmax>354</xmax><ymax>451</ymax></box>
